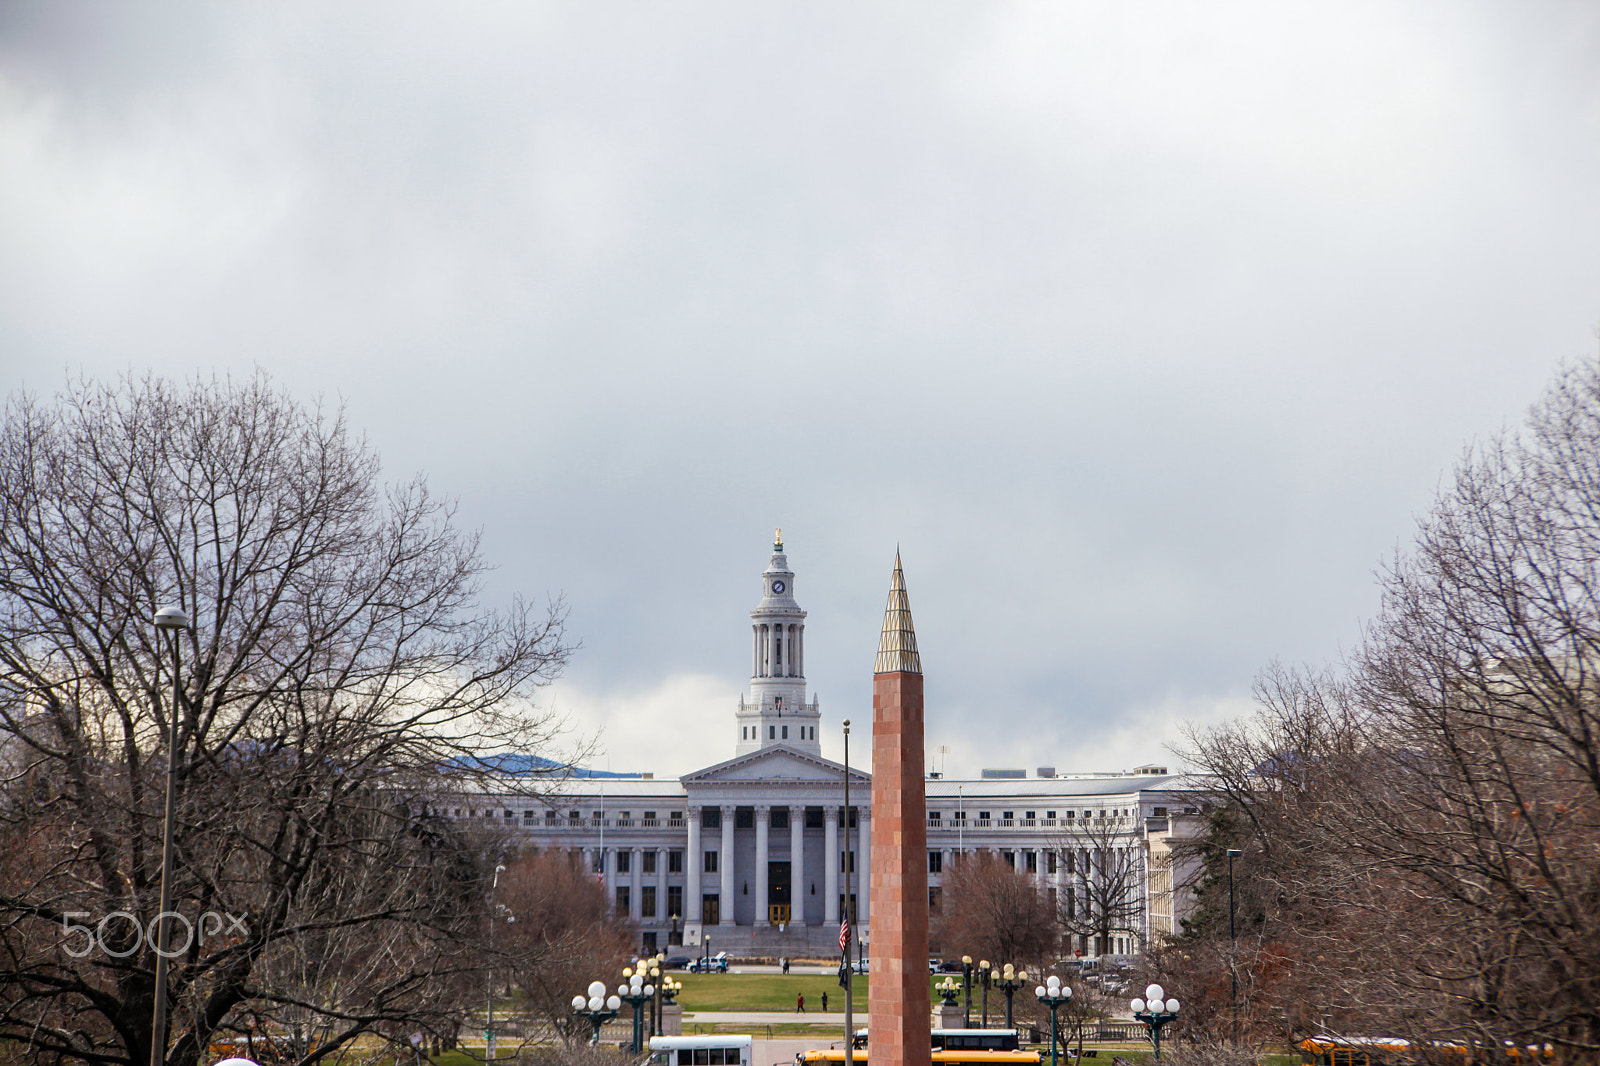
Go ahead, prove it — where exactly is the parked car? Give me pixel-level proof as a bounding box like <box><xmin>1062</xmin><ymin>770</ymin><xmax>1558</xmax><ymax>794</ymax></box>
<box><xmin>688</xmin><ymin>951</ymin><xmax>729</xmax><ymax>973</ymax></box>
<box><xmin>662</xmin><ymin>955</ymin><xmax>693</xmax><ymax>970</ymax></box>
<box><xmin>936</xmin><ymin>959</ymin><xmax>965</xmax><ymax>973</ymax></box>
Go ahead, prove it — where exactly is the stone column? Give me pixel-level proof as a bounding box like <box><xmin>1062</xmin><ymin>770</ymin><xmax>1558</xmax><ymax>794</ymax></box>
<box><xmin>824</xmin><ymin>806</ymin><xmax>840</xmax><ymax>924</ymax></box>
<box><xmin>656</xmin><ymin>848</ymin><xmax>668</xmax><ymax>929</ymax></box>
<box><xmin>868</xmin><ymin>552</ymin><xmax>929</xmax><ymax>1066</ymax></box>
<box><xmin>754</xmin><ymin>805</ymin><xmax>771</xmax><ymax>927</ymax></box>
<box><xmin>686</xmin><ymin>809</ymin><xmax>703</xmax><ymax>923</ymax></box>
<box><xmin>789</xmin><ymin>804</ymin><xmax>806</xmax><ymax>926</ymax></box>
<box><xmin>630</xmin><ymin>847</ymin><xmax>642</xmax><ymax>921</ymax></box>
<box><xmin>719</xmin><ymin>805</ymin><xmax>735</xmax><ymax>925</ymax></box>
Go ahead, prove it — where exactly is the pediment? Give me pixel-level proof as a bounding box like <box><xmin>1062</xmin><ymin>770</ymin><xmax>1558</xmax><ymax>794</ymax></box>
<box><xmin>682</xmin><ymin>745</ymin><xmax>869</xmax><ymax>786</ymax></box>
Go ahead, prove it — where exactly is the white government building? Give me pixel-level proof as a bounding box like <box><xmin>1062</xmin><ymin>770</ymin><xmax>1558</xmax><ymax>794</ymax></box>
<box><xmin>450</xmin><ymin>537</ymin><xmax>1203</xmax><ymax>959</ymax></box>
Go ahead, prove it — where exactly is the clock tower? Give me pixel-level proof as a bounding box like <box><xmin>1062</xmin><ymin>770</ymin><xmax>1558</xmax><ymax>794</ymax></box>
<box><xmin>736</xmin><ymin>531</ymin><xmax>821</xmax><ymax>755</ymax></box>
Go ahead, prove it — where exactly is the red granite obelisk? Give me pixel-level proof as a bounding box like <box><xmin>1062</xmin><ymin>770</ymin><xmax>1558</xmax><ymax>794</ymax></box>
<box><xmin>870</xmin><ymin>551</ymin><xmax>931</xmax><ymax>1066</ymax></box>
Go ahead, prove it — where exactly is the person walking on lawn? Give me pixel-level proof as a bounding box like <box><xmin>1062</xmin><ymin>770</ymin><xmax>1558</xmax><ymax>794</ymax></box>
<box><xmin>796</xmin><ymin>992</ymin><xmax>806</xmax><ymax>1013</ymax></box>
<box><xmin>821</xmin><ymin>992</ymin><xmax>828</xmax><ymax>1012</ymax></box>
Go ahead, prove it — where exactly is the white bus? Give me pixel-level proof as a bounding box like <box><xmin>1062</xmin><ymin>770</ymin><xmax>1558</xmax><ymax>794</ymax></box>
<box><xmin>650</xmin><ymin>1035</ymin><xmax>754</xmax><ymax>1066</ymax></box>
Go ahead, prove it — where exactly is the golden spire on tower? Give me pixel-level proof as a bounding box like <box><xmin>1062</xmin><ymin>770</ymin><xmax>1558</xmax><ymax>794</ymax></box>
<box><xmin>874</xmin><ymin>549</ymin><xmax>922</xmax><ymax>675</ymax></box>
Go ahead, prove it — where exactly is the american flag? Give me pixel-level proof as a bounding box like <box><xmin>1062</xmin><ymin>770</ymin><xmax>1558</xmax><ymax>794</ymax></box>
<box><xmin>839</xmin><ymin>918</ymin><xmax>850</xmax><ymax>954</ymax></box>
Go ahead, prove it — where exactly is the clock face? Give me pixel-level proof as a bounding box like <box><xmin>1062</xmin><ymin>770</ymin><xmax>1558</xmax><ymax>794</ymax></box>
<box><xmin>771</xmin><ymin>580</ymin><xmax>786</xmax><ymax>594</ymax></box>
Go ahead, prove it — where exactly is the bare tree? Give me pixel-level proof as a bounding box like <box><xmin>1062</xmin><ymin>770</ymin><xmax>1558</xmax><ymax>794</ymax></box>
<box><xmin>0</xmin><ymin>373</ymin><xmax>572</xmax><ymax>1066</ymax></box>
<box><xmin>1050</xmin><ymin>815</ymin><xmax>1145</xmax><ymax>960</ymax></box>
<box><xmin>931</xmin><ymin>851</ymin><xmax>1057</xmax><ymax>970</ymax></box>
<box><xmin>1178</xmin><ymin>358</ymin><xmax>1600</xmax><ymax>1056</ymax></box>
<box><xmin>494</xmin><ymin>847</ymin><xmax>634</xmax><ymax>1044</ymax></box>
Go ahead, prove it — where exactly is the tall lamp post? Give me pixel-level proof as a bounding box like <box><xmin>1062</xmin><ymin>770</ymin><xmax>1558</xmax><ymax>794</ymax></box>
<box><xmin>1225</xmin><ymin>848</ymin><xmax>1242</xmax><ymax>1045</ymax></box>
<box><xmin>961</xmin><ymin>956</ymin><xmax>974</xmax><ymax>1028</ymax></box>
<box><xmin>977</xmin><ymin>960</ymin><xmax>992</xmax><ymax>1028</ymax></box>
<box><xmin>571</xmin><ymin>981</ymin><xmax>621</xmax><ymax>1045</ymax></box>
<box><xmin>1034</xmin><ymin>975</ymin><xmax>1073</xmax><ymax>1066</ymax></box>
<box><xmin>995</xmin><ymin>963</ymin><xmax>1028</xmax><ymax>1029</ymax></box>
<box><xmin>487</xmin><ymin>864</ymin><xmax>505</xmax><ymax>1061</ymax></box>
<box><xmin>1131</xmin><ymin>982</ymin><xmax>1181</xmax><ymax>1061</ymax></box>
<box><xmin>617</xmin><ymin>968</ymin><xmax>655</xmax><ymax>1053</ymax></box>
<box><xmin>148</xmin><ymin>603</ymin><xmax>189</xmax><ymax>1066</ymax></box>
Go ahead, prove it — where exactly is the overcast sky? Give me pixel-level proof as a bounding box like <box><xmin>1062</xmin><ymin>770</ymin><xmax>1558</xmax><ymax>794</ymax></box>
<box><xmin>3</xmin><ymin>2</ymin><xmax>1598</xmax><ymax>778</ymax></box>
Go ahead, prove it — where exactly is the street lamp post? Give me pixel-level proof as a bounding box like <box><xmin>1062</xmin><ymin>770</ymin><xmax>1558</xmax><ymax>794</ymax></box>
<box><xmin>487</xmin><ymin>864</ymin><xmax>505</xmax><ymax>1061</ymax></box>
<box><xmin>1131</xmin><ymin>982</ymin><xmax>1181</xmax><ymax>1061</ymax></box>
<box><xmin>648</xmin><ymin>955</ymin><xmax>665</xmax><ymax>1036</ymax></box>
<box><xmin>670</xmin><ymin>912</ymin><xmax>682</xmax><ymax>946</ymax></box>
<box><xmin>995</xmin><ymin>963</ymin><xmax>1028</xmax><ymax>1029</ymax></box>
<box><xmin>571</xmin><ymin>981</ymin><xmax>622</xmax><ymax>1045</ymax></box>
<box><xmin>977</xmin><ymin>960</ymin><xmax>992</xmax><ymax>1028</ymax></box>
<box><xmin>1034</xmin><ymin>975</ymin><xmax>1073</xmax><ymax>1066</ymax></box>
<box><xmin>617</xmin><ymin>968</ymin><xmax>655</xmax><ymax>1053</ymax></box>
<box><xmin>936</xmin><ymin>978</ymin><xmax>960</xmax><ymax>1007</ymax></box>
<box><xmin>1226</xmin><ymin>848</ymin><xmax>1242</xmax><ymax>1045</ymax></box>
<box><xmin>961</xmin><ymin>956</ymin><xmax>973</xmax><ymax>1028</ymax></box>
<box><xmin>148</xmin><ymin>604</ymin><xmax>189</xmax><ymax>1066</ymax></box>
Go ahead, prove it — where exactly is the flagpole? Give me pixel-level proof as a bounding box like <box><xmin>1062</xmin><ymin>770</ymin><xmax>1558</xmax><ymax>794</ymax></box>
<box><xmin>842</xmin><ymin>718</ymin><xmax>854</xmax><ymax>1059</ymax></box>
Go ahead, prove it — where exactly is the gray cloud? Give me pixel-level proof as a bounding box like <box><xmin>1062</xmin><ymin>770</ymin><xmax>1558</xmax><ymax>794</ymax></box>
<box><xmin>3</xmin><ymin>1</ymin><xmax>1598</xmax><ymax>773</ymax></box>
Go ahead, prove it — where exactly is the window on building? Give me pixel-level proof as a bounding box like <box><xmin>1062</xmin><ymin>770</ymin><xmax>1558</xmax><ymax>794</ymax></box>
<box><xmin>1047</xmin><ymin>850</ymin><xmax>1058</xmax><ymax>874</ymax></box>
<box><xmin>668</xmin><ymin>849</ymin><xmax>683</xmax><ymax>874</ymax></box>
<box><xmin>644</xmin><ymin>810</ymin><xmax>657</xmax><ymax>823</ymax></box>
<box><xmin>1153</xmin><ymin>806</ymin><xmax>1168</xmax><ymax>817</ymax></box>
<box><xmin>704</xmin><ymin>851</ymin><xmax>718</xmax><ymax>874</ymax></box>
<box><xmin>1064</xmin><ymin>810</ymin><xmax>1074</xmax><ymax>819</ymax></box>
<box><xmin>592</xmin><ymin>852</ymin><xmax>603</xmax><ymax>874</ymax></box>
<box><xmin>1067</xmin><ymin>886</ymin><xmax>1076</xmax><ymax>918</ymax></box>
<box><xmin>782</xmin><ymin>726</ymin><xmax>788</xmax><ymax>739</ymax></box>
<box><xmin>617</xmin><ymin>851</ymin><xmax>631</xmax><ymax>874</ymax></box>
<box><xmin>1002</xmin><ymin>811</ymin><xmax>1015</xmax><ymax>824</ymax></box>
<box><xmin>929</xmin><ymin>810</ymin><xmax>942</xmax><ymax>824</ymax></box>
<box><xmin>929</xmin><ymin>851</ymin><xmax>943</xmax><ymax>874</ymax></box>
<box><xmin>978</xmin><ymin>811</ymin><xmax>990</xmax><ymax>821</ymax></box>
<box><xmin>846</xmin><ymin>807</ymin><xmax>858</xmax><ymax>828</ymax></box>
<box><xmin>769</xmin><ymin>726</ymin><xmax>775</xmax><ymax>739</ymax></box>
<box><xmin>1048</xmin><ymin>886</ymin><xmax>1057</xmax><ymax>909</ymax></box>
<box><xmin>523</xmin><ymin>809</ymin><xmax>536</xmax><ymax>820</ymax></box>
<box><xmin>806</xmin><ymin>807</ymin><xmax>824</xmax><ymax>828</ymax></box>
<box><xmin>569</xmin><ymin>810</ymin><xmax>580</xmax><ymax>822</ymax></box>
<box><xmin>616</xmin><ymin>886</ymin><xmax>630</xmax><ymax>911</ymax></box>
<box><xmin>929</xmin><ymin>886</ymin><xmax>942</xmax><ymax>911</ymax></box>
<box><xmin>840</xmin><ymin>850</ymin><xmax>856</xmax><ymax>873</ymax></box>
<box><xmin>952</xmin><ymin>810</ymin><xmax>966</xmax><ymax>822</ymax></box>
<box><xmin>1025</xmin><ymin>850</ymin><xmax>1038</xmax><ymax>873</ymax></box>
<box><xmin>771</xmin><ymin>807</ymin><xmax>789</xmax><ymax>829</ymax></box>
<box><xmin>641</xmin><ymin>885</ymin><xmax>657</xmax><ymax>918</ymax></box>
<box><xmin>1045</xmin><ymin>811</ymin><xmax>1056</xmax><ymax>822</ymax></box>
<box><xmin>1002</xmin><ymin>851</ymin><xmax>1015</xmax><ymax>867</ymax></box>
<box><xmin>735</xmin><ymin>808</ymin><xmax>754</xmax><ymax>829</ymax></box>
<box><xmin>1024</xmin><ymin>811</ymin><xmax>1035</xmax><ymax>820</ymax></box>
<box><xmin>643</xmin><ymin>851</ymin><xmax>657</xmax><ymax>874</ymax></box>
<box><xmin>703</xmin><ymin>807</ymin><xmax>721</xmax><ymax>828</ymax></box>
<box><xmin>667</xmin><ymin>885</ymin><xmax>683</xmax><ymax>917</ymax></box>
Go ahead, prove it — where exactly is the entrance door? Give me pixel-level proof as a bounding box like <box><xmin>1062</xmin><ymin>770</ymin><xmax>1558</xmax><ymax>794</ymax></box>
<box><xmin>768</xmin><ymin>861</ymin><xmax>791</xmax><ymax>924</ymax></box>
<box><xmin>702</xmin><ymin>894</ymin><xmax>720</xmax><ymax>926</ymax></box>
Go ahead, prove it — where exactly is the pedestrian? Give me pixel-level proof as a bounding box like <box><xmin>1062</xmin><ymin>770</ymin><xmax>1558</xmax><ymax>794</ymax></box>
<box><xmin>782</xmin><ymin>956</ymin><xmax>789</xmax><ymax>975</ymax></box>
<box><xmin>821</xmin><ymin>992</ymin><xmax>829</xmax><ymax>1012</ymax></box>
<box><xmin>797</xmin><ymin>992</ymin><xmax>805</xmax><ymax>1013</ymax></box>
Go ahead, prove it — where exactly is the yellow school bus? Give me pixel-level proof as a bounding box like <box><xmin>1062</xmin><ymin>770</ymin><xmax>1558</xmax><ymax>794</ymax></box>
<box><xmin>797</xmin><ymin>1048</ymin><xmax>1041</xmax><ymax>1066</ymax></box>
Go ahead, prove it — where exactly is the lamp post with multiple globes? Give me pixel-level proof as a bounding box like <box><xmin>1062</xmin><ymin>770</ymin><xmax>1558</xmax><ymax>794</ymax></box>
<box><xmin>961</xmin><ymin>956</ymin><xmax>974</xmax><ymax>1027</ymax></box>
<box><xmin>1130</xmin><ymin>982</ymin><xmax>1181</xmax><ymax>1061</ymax></box>
<box><xmin>616</xmin><ymin>968</ymin><xmax>655</xmax><ymax>1053</ymax></box>
<box><xmin>994</xmin><ymin>963</ymin><xmax>1028</xmax><ymax>1029</ymax></box>
<box><xmin>1034</xmin><ymin>976</ymin><xmax>1073</xmax><ymax>1066</ymax></box>
<box><xmin>570</xmin><ymin>982</ymin><xmax>621</xmax><ymax>1045</ymax></box>
<box><xmin>977</xmin><ymin>960</ymin><xmax>993</xmax><ymax>1028</ymax></box>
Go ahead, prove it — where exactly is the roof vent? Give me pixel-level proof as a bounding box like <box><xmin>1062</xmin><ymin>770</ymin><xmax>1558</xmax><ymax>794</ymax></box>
<box><xmin>981</xmin><ymin>768</ymin><xmax>1026</xmax><ymax>779</ymax></box>
<box><xmin>1132</xmin><ymin>764</ymin><xmax>1167</xmax><ymax>775</ymax></box>
<box><xmin>1036</xmin><ymin>766</ymin><xmax>1057</xmax><ymax>778</ymax></box>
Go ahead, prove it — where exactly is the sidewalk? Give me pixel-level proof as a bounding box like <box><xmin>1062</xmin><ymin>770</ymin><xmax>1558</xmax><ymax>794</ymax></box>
<box><xmin>682</xmin><ymin>1011</ymin><xmax>849</xmax><ymax>1024</ymax></box>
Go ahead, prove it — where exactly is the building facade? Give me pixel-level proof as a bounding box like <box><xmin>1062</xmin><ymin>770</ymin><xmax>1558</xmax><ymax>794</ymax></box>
<box><xmin>447</xmin><ymin>536</ymin><xmax>1201</xmax><ymax>958</ymax></box>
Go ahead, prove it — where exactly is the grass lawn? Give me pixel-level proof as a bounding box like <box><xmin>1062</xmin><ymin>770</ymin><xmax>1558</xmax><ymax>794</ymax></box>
<box><xmin>674</xmin><ymin>973</ymin><xmax>873</xmax><ymax>1012</ymax></box>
